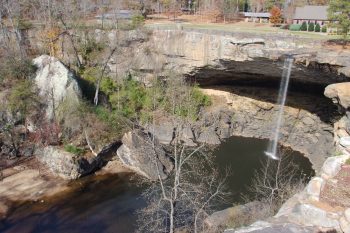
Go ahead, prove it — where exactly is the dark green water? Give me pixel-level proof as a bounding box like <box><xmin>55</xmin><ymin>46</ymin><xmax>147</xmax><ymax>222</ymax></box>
<box><xmin>214</xmin><ymin>136</ymin><xmax>314</xmax><ymax>205</ymax></box>
<box><xmin>0</xmin><ymin>136</ymin><xmax>314</xmax><ymax>233</ymax></box>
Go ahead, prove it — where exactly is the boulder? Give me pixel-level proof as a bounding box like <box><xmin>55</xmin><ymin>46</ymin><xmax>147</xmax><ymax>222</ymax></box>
<box><xmin>325</xmin><ymin>83</ymin><xmax>350</xmax><ymax>110</ymax></box>
<box><xmin>147</xmin><ymin>123</ymin><xmax>175</xmax><ymax>145</ymax></box>
<box><xmin>197</xmin><ymin>128</ymin><xmax>221</xmax><ymax>145</ymax></box>
<box><xmin>205</xmin><ymin>201</ymin><xmax>264</xmax><ymax>229</ymax></box>
<box><xmin>345</xmin><ymin>208</ymin><xmax>350</xmax><ymax>222</ymax></box>
<box><xmin>340</xmin><ymin>137</ymin><xmax>350</xmax><ymax>148</ymax></box>
<box><xmin>305</xmin><ymin>177</ymin><xmax>324</xmax><ymax>201</ymax></box>
<box><xmin>321</xmin><ymin>154</ymin><xmax>349</xmax><ymax>179</ymax></box>
<box><xmin>117</xmin><ymin>130</ymin><xmax>174</xmax><ymax>180</ymax></box>
<box><xmin>33</xmin><ymin>55</ymin><xmax>81</xmax><ymax>120</ymax></box>
<box><xmin>178</xmin><ymin>124</ymin><xmax>197</xmax><ymax>146</ymax></box>
<box><xmin>36</xmin><ymin>142</ymin><xmax>119</xmax><ymax>179</ymax></box>
<box><xmin>340</xmin><ymin>217</ymin><xmax>350</xmax><ymax>233</ymax></box>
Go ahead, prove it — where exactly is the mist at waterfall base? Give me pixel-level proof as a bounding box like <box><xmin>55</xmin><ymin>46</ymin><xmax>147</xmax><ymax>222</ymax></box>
<box><xmin>265</xmin><ymin>56</ymin><xmax>294</xmax><ymax>160</ymax></box>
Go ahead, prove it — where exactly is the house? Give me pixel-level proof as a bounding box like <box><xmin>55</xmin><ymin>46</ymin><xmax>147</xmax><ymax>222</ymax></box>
<box><xmin>243</xmin><ymin>12</ymin><xmax>271</xmax><ymax>23</ymax></box>
<box><xmin>293</xmin><ymin>6</ymin><xmax>329</xmax><ymax>26</ymax></box>
<box><xmin>95</xmin><ymin>10</ymin><xmax>135</xmax><ymax>20</ymax></box>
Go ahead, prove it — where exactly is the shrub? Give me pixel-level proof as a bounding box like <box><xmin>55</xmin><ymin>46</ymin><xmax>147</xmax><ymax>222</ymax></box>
<box><xmin>308</xmin><ymin>22</ymin><xmax>315</xmax><ymax>32</ymax></box>
<box><xmin>346</xmin><ymin>158</ymin><xmax>350</xmax><ymax>165</ymax></box>
<box><xmin>279</xmin><ymin>24</ymin><xmax>289</xmax><ymax>30</ymax></box>
<box><xmin>315</xmin><ymin>23</ymin><xmax>321</xmax><ymax>32</ymax></box>
<box><xmin>64</xmin><ymin>144</ymin><xmax>85</xmax><ymax>156</ymax></box>
<box><xmin>322</xmin><ymin>25</ymin><xmax>327</xmax><ymax>33</ymax></box>
<box><xmin>131</xmin><ymin>15</ymin><xmax>145</xmax><ymax>29</ymax></box>
<box><xmin>0</xmin><ymin>58</ymin><xmax>37</xmax><ymax>84</ymax></box>
<box><xmin>8</xmin><ymin>80</ymin><xmax>39</xmax><ymax>120</ymax></box>
<box><xmin>300</xmin><ymin>22</ymin><xmax>307</xmax><ymax>31</ymax></box>
<box><xmin>289</xmin><ymin>24</ymin><xmax>301</xmax><ymax>31</ymax></box>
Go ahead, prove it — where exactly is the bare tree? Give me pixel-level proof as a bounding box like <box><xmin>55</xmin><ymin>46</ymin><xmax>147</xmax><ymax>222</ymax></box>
<box><xmin>137</xmin><ymin>128</ymin><xmax>229</xmax><ymax>233</ymax></box>
<box><xmin>248</xmin><ymin>148</ymin><xmax>308</xmax><ymax>215</ymax></box>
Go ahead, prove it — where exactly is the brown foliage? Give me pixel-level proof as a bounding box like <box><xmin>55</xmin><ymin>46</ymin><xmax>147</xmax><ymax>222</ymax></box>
<box><xmin>270</xmin><ymin>6</ymin><xmax>282</xmax><ymax>26</ymax></box>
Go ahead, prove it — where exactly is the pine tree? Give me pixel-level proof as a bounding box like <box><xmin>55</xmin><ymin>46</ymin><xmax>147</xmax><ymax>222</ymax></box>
<box><xmin>328</xmin><ymin>0</ymin><xmax>350</xmax><ymax>39</ymax></box>
<box><xmin>308</xmin><ymin>22</ymin><xmax>315</xmax><ymax>31</ymax></box>
<box><xmin>315</xmin><ymin>23</ymin><xmax>321</xmax><ymax>32</ymax></box>
<box><xmin>300</xmin><ymin>22</ymin><xmax>307</xmax><ymax>31</ymax></box>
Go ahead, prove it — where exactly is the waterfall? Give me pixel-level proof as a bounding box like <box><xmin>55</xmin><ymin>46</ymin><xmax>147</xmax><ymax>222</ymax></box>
<box><xmin>265</xmin><ymin>56</ymin><xmax>294</xmax><ymax>160</ymax></box>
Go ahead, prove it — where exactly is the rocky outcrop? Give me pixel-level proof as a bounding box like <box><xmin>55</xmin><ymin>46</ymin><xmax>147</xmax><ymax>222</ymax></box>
<box><xmin>205</xmin><ymin>201</ymin><xmax>265</xmax><ymax>229</ymax></box>
<box><xmin>36</xmin><ymin>142</ymin><xmax>120</xmax><ymax>179</ymax></box>
<box><xmin>325</xmin><ymin>82</ymin><xmax>350</xmax><ymax>148</ymax></box>
<box><xmin>225</xmin><ymin>221</ymin><xmax>319</xmax><ymax>233</ymax></box>
<box><xmin>226</xmin><ymin>151</ymin><xmax>350</xmax><ymax>233</ymax></box>
<box><xmin>325</xmin><ymin>82</ymin><xmax>350</xmax><ymax>110</ymax></box>
<box><xmin>33</xmin><ymin>55</ymin><xmax>81</xmax><ymax>120</ymax></box>
<box><xmin>146</xmin><ymin>108</ymin><xmax>234</xmax><ymax>147</ymax></box>
<box><xmin>117</xmin><ymin>130</ymin><xmax>174</xmax><ymax>180</ymax></box>
<box><xmin>201</xmin><ymin>87</ymin><xmax>335</xmax><ymax>171</ymax></box>
<box><xmin>112</xmin><ymin>29</ymin><xmax>350</xmax><ymax>88</ymax></box>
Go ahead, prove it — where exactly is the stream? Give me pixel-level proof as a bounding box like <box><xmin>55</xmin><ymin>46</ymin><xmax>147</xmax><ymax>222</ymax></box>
<box><xmin>0</xmin><ymin>136</ymin><xmax>314</xmax><ymax>233</ymax></box>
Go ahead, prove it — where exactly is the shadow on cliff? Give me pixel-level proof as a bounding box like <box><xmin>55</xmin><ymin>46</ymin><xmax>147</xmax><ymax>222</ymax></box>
<box><xmin>201</xmin><ymin>84</ymin><xmax>341</xmax><ymax>124</ymax></box>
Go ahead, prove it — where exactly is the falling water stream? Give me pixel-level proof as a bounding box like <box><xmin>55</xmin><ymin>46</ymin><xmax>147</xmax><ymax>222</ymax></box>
<box><xmin>265</xmin><ymin>55</ymin><xmax>294</xmax><ymax>160</ymax></box>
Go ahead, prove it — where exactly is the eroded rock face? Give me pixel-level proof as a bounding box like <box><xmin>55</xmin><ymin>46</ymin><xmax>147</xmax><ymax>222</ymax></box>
<box><xmin>117</xmin><ymin>130</ymin><xmax>174</xmax><ymax>180</ymax></box>
<box><xmin>202</xmin><ymin>87</ymin><xmax>335</xmax><ymax>171</ymax></box>
<box><xmin>33</xmin><ymin>55</ymin><xmax>81</xmax><ymax>120</ymax></box>
<box><xmin>119</xmin><ymin>30</ymin><xmax>350</xmax><ymax>88</ymax></box>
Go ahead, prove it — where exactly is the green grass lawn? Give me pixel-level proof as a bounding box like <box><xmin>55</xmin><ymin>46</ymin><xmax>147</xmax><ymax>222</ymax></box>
<box><xmin>146</xmin><ymin>22</ymin><xmax>342</xmax><ymax>40</ymax></box>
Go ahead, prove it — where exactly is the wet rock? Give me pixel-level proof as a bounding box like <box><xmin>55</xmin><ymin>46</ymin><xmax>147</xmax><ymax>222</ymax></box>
<box><xmin>117</xmin><ymin>130</ymin><xmax>174</xmax><ymax>180</ymax></box>
<box><xmin>0</xmin><ymin>169</ymin><xmax>68</xmax><ymax>201</ymax></box>
<box><xmin>33</xmin><ymin>55</ymin><xmax>82</xmax><ymax>120</ymax></box>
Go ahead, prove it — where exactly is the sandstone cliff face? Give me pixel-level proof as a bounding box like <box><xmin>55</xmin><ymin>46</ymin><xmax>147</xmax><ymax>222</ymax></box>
<box><xmin>114</xmin><ymin>29</ymin><xmax>350</xmax><ymax>87</ymax></box>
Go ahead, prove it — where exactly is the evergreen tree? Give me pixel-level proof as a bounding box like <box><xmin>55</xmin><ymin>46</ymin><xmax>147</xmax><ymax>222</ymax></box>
<box><xmin>328</xmin><ymin>0</ymin><xmax>350</xmax><ymax>39</ymax></box>
<box><xmin>300</xmin><ymin>22</ymin><xmax>307</xmax><ymax>31</ymax></box>
<box><xmin>322</xmin><ymin>25</ymin><xmax>328</xmax><ymax>33</ymax></box>
<box><xmin>315</xmin><ymin>23</ymin><xmax>321</xmax><ymax>32</ymax></box>
<box><xmin>308</xmin><ymin>22</ymin><xmax>315</xmax><ymax>31</ymax></box>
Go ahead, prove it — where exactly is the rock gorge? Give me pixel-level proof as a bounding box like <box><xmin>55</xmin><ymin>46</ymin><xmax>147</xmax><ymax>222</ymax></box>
<box><xmin>2</xmin><ymin>27</ymin><xmax>350</xmax><ymax>232</ymax></box>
